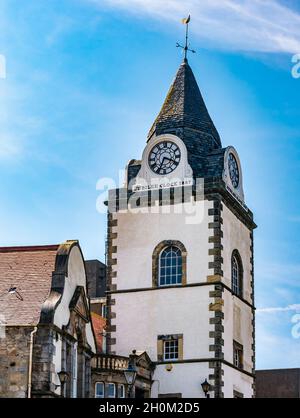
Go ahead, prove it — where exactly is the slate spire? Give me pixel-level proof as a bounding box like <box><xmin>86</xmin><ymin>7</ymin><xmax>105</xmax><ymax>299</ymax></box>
<box><xmin>148</xmin><ymin>60</ymin><xmax>221</xmax><ymax>149</ymax></box>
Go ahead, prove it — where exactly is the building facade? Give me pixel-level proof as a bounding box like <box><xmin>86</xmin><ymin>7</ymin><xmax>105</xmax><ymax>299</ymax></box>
<box><xmin>0</xmin><ymin>241</ymin><xmax>153</xmax><ymax>398</ymax></box>
<box><xmin>106</xmin><ymin>59</ymin><xmax>256</xmax><ymax>398</ymax></box>
<box><xmin>0</xmin><ymin>241</ymin><xmax>96</xmax><ymax>398</ymax></box>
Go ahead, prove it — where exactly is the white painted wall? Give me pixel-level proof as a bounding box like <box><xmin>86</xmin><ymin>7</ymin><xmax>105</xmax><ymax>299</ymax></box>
<box><xmin>111</xmin><ymin>200</ymin><xmax>218</xmax><ymax>396</ymax></box>
<box><xmin>112</xmin><ymin>190</ymin><xmax>254</xmax><ymax>397</ymax></box>
<box><xmin>222</xmin><ymin>203</ymin><xmax>252</xmax><ymax>304</ymax></box>
<box><xmin>114</xmin><ymin>287</ymin><xmax>214</xmax><ymax>360</ymax></box>
<box><xmin>113</xmin><ymin>200</ymin><xmax>214</xmax><ymax>291</ymax></box>
<box><xmin>223</xmin><ymin>292</ymin><xmax>253</xmax><ymax>373</ymax></box>
<box><xmin>223</xmin><ymin>364</ymin><xmax>253</xmax><ymax>398</ymax></box>
<box><xmin>153</xmin><ymin>363</ymin><xmax>212</xmax><ymax>398</ymax></box>
<box><xmin>222</xmin><ymin>201</ymin><xmax>254</xmax><ymax>397</ymax></box>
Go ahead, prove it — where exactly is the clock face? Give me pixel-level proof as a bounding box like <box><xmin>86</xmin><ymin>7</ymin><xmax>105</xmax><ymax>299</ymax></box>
<box><xmin>148</xmin><ymin>141</ymin><xmax>181</xmax><ymax>175</ymax></box>
<box><xmin>228</xmin><ymin>153</ymin><xmax>239</xmax><ymax>188</ymax></box>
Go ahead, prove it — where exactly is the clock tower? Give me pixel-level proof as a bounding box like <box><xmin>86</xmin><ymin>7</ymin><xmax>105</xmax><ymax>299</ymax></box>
<box><xmin>106</xmin><ymin>58</ymin><xmax>256</xmax><ymax>398</ymax></box>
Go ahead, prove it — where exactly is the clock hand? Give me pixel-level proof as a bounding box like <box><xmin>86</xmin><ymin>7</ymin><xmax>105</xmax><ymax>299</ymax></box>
<box><xmin>159</xmin><ymin>157</ymin><xmax>176</xmax><ymax>170</ymax></box>
<box><xmin>159</xmin><ymin>157</ymin><xmax>168</xmax><ymax>169</ymax></box>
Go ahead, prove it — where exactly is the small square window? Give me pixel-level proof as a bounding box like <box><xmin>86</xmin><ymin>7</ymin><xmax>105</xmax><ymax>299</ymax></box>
<box><xmin>95</xmin><ymin>382</ymin><xmax>104</xmax><ymax>398</ymax></box>
<box><xmin>164</xmin><ymin>340</ymin><xmax>179</xmax><ymax>361</ymax></box>
<box><xmin>108</xmin><ymin>383</ymin><xmax>116</xmax><ymax>398</ymax></box>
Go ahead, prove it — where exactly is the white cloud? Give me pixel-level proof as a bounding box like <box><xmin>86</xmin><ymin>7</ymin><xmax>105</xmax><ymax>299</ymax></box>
<box><xmin>256</xmin><ymin>307</ymin><xmax>300</xmax><ymax>369</ymax></box>
<box><xmin>92</xmin><ymin>0</ymin><xmax>300</xmax><ymax>53</ymax></box>
<box><xmin>257</xmin><ymin>304</ymin><xmax>300</xmax><ymax>313</ymax></box>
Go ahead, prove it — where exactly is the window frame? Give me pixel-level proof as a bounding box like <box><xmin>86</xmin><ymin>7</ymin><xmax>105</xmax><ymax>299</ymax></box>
<box><xmin>233</xmin><ymin>340</ymin><xmax>244</xmax><ymax>370</ymax></box>
<box><xmin>163</xmin><ymin>339</ymin><xmax>179</xmax><ymax>361</ymax></box>
<box><xmin>152</xmin><ymin>241</ymin><xmax>187</xmax><ymax>288</ymax></box>
<box><xmin>159</xmin><ymin>246</ymin><xmax>183</xmax><ymax>287</ymax></box>
<box><xmin>231</xmin><ymin>250</ymin><xmax>243</xmax><ymax>298</ymax></box>
<box><xmin>157</xmin><ymin>334</ymin><xmax>183</xmax><ymax>362</ymax></box>
<box><xmin>107</xmin><ymin>383</ymin><xmax>116</xmax><ymax>398</ymax></box>
<box><xmin>118</xmin><ymin>384</ymin><xmax>125</xmax><ymax>398</ymax></box>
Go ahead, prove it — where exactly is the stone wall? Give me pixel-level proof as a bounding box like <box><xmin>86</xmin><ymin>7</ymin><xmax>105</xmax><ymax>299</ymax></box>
<box><xmin>256</xmin><ymin>369</ymin><xmax>300</xmax><ymax>398</ymax></box>
<box><xmin>0</xmin><ymin>326</ymin><xmax>34</xmax><ymax>398</ymax></box>
<box><xmin>31</xmin><ymin>326</ymin><xmax>57</xmax><ymax>397</ymax></box>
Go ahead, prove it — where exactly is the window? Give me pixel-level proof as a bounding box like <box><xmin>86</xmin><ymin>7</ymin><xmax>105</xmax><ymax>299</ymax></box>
<box><xmin>118</xmin><ymin>384</ymin><xmax>125</xmax><ymax>398</ymax></box>
<box><xmin>233</xmin><ymin>390</ymin><xmax>244</xmax><ymax>398</ymax></box>
<box><xmin>159</xmin><ymin>246</ymin><xmax>182</xmax><ymax>286</ymax></box>
<box><xmin>158</xmin><ymin>334</ymin><xmax>183</xmax><ymax>362</ymax></box>
<box><xmin>164</xmin><ymin>339</ymin><xmax>179</xmax><ymax>361</ymax></box>
<box><xmin>95</xmin><ymin>382</ymin><xmax>105</xmax><ymax>398</ymax></box>
<box><xmin>152</xmin><ymin>241</ymin><xmax>187</xmax><ymax>287</ymax></box>
<box><xmin>101</xmin><ymin>303</ymin><xmax>107</xmax><ymax>318</ymax></box>
<box><xmin>65</xmin><ymin>341</ymin><xmax>78</xmax><ymax>398</ymax></box>
<box><xmin>231</xmin><ymin>250</ymin><xmax>243</xmax><ymax>297</ymax></box>
<box><xmin>233</xmin><ymin>341</ymin><xmax>244</xmax><ymax>370</ymax></box>
<box><xmin>108</xmin><ymin>383</ymin><xmax>116</xmax><ymax>398</ymax></box>
<box><xmin>71</xmin><ymin>343</ymin><xmax>78</xmax><ymax>398</ymax></box>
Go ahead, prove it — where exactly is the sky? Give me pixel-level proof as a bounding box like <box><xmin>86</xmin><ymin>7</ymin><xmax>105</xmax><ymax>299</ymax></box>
<box><xmin>0</xmin><ymin>0</ymin><xmax>300</xmax><ymax>370</ymax></box>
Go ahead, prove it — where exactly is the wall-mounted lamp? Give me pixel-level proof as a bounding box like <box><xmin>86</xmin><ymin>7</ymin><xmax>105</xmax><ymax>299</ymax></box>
<box><xmin>58</xmin><ymin>370</ymin><xmax>69</xmax><ymax>386</ymax></box>
<box><xmin>201</xmin><ymin>379</ymin><xmax>212</xmax><ymax>398</ymax></box>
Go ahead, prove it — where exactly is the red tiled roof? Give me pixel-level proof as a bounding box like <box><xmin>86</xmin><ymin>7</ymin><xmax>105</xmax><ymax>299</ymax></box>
<box><xmin>91</xmin><ymin>312</ymin><xmax>106</xmax><ymax>353</ymax></box>
<box><xmin>0</xmin><ymin>246</ymin><xmax>59</xmax><ymax>325</ymax></box>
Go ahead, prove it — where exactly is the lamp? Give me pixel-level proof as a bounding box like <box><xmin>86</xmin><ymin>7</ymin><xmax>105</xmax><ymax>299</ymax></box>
<box><xmin>124</xmin><ymin>363</ymin><xmax>137</xmax><ymax>396</ymax></box>
<box><xmin>201</xmin><ymin>379</ymin><xmax>211</xmax><ymax>398</ymax></box>
<box><xmin>58</xmin><ymin>370</ymin><xmax>69</xmax><ymax>386</ymax></box>
<box><xmin>124</xmin><ymin>352</ymin><xmax>137</xmax><ymax>398</ymax></box>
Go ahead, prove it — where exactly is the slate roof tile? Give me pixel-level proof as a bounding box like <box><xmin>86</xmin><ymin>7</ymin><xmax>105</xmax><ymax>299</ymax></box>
<box><xmin>0</xmin><ymin>246</ymin><xmax>58</xmax><ymax>326</ymax></box>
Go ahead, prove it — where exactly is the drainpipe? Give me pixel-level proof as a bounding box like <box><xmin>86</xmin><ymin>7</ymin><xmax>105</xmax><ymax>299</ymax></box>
<box><xmin>27</xmin><ymin>326</ymin><xmax>37</xmax><ymax>398</ymax></box>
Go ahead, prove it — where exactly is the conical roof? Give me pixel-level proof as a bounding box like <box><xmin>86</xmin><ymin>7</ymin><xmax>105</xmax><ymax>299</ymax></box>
<box><xmin>148</xmin><ymin>60</ymin><xmax>221</xmax><ymax>148</ymax></box>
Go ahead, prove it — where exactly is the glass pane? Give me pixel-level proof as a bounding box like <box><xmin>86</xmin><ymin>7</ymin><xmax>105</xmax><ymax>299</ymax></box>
<box><xmin>108</xmin><ymin>383</ymin><xmax>115</xmax><ymax>398</ymax></box>
<box><xmin>118</xmin><ymin>385</ymin><xmax>125</xmax><ymax>398</ymax></box>
<box><xmin>95</xmin><ymin>382</ymin><xmax>104</xmax><ymax>398</ymax></box>
<box><xmin>159</xmin><ymin>246</ymin><xmax>183</xmax><ymax>286</ymax></box>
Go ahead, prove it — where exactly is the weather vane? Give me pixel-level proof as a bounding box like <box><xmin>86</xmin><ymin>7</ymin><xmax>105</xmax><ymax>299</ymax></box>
<box><xmin>176</xmin><ymin>15</ymin><xmax>196</xmax><ymax>62</ymax></box>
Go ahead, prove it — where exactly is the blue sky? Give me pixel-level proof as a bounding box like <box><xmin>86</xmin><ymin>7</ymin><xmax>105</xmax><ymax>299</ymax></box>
<box><xmin>1</xmin><ymin>0</ymin><xmax>300</xmax><ymax>369</ymax></box>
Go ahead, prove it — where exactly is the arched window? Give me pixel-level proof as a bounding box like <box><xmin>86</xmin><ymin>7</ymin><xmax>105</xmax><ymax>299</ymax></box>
<box><xmin>152</xmin><ymin>240</ymin><xmax>187</xmax><ymax>287</ymax></box>
<box><xmin>231</xmin><ymin>250</ymin><xmax>243</xmax><ymax>297</ymax></box>
<box><xmin>159</xmin><ymin>246</ymin><xmax>182</xmax><ymax>286</ymax></box>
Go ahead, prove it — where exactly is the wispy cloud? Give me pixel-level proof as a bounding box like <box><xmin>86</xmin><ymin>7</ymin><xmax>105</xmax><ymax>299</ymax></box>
<box><xmin>93</xmin><ymin>0</ymin><xmax>300</xmax><ymax>54</ymax></box>
<box><xmin>258</xmin><ymin>262</ymin><xmax>300</xmax><ymax>287</ymax></box>
<box><xmin>45</xmin><ymin>16</ymin><xmax>75</xmax><ymax>47</ymax></box>
<box><xmin>257</xmin><ymin>304</ymin><xmax>300</xmax><ymax>313</ymax></box>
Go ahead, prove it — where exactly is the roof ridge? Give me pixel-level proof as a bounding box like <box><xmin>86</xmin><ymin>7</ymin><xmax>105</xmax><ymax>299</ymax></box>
<box><xmin>0</xmin><ymin>245</ymin><xmax>60</xmax><ymax>253</ymax></box>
